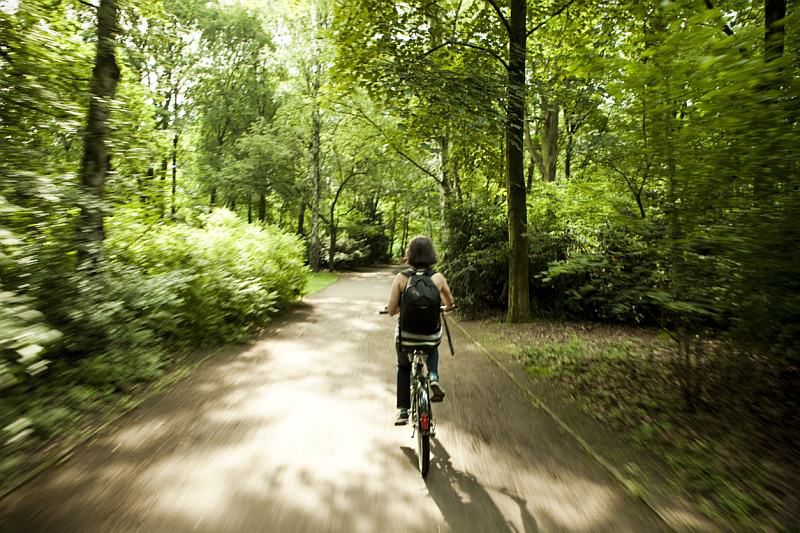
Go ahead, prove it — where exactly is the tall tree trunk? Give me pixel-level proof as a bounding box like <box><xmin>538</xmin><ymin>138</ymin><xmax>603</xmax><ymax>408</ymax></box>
<box><xmin>247</xmin><ymin>195</ymin><xmax>252</xmax><ymax>224</ymax></box>
<box><xmin>564</xmin><ymin>109</ymin><xmax>573</xmax><ymax>180</ymax></box>
<box><xmin>210</xmin><ymin>186</ymin><xmax>217</xmax><ymax>206</ymax></box>
<box><xmin>437</xmin><ymin>135</ymin><xmax>454</xmax><ymax>244</ymax></box>
<box><xmin>505</xmin><ymin>0</ymin><xmax>530</xmax><ymax>322</ymax></box>
<box><xmin>540</xmin><ymin>95</ymin><xmax>559</xmax><ymax>183</ymax></box>
<box><xmin>142</xmin><ymin>167</ymin><xmax>154</xmax><ymax>203</ymax></box>
<box><xmin>428</xmin><ymin>8</ymin><xmax>455</xmax><ymax>237</ymax></box>
<box><xmin>328</xmin><ymin>216</ymin><xmax>337</xmax><ymax>271</ymax></box>
<box><xmin>438</xmin><ymin>134</ymin><xmax>452</xmax><ymax>211</ymax></box>
<box><xmin>388</xmin><ymin>201</ymin><xmax>398</xmax><ymax>257</ymax></box>
<box><xmin>258</xmin><ymin>193</ymin><xmax>266</xmax><ymax>222</ymax></box>
<box><xmin>401</xmin><ymin>209</ymin><xmax>409</xmax><ymax>256</ymax></box>
<box><xmin>452</xmin><ymin>157</ymin><xmax>463</xmax><ymax>202</ymax></box>
<box><xmin>308</xmin><ymin>71</ymin><xmax>322</xmax><ymax>272</ymax></box>
<box><xmin>297</xmin><ymin>198</ymin><xmax>306</xmax><ymax>236</ymax></box>
<box><xmin>765</xmin><ymin>0</ymin><xmax>786</xmax><ymax>65</ymax></box>
<box><xmin>78</xmin><ymin>0</ymin><xmax>120</xmax><ymax>271</ymax></box>
<box><xmin>758</xmin><ymin>0</ymin><xmax>786</xmax><ymax>200</ymax></box>
<box><xmin>159</xmin><ymin>157</ymin><xmax>168</xmax><ymax>217</ymax></box>
<box><xmin>170</xmin><ymin>132</ymin><xmax>178</xmax><ymax>218</ymax></box>
<box><xmin>524</xmin><ymin>111</ymin><xmax>541</xmax><ymax>191</ymax></box>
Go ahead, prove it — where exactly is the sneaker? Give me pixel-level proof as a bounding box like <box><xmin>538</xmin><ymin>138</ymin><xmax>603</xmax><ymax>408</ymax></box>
<box><xmin>395</xmin><ymin>408</ymin><xmax>409</xmax><ymax>425</ymax></box>
<box><xmin>430</xmin><ymin>380</ymin><xmax>446</xmax><ymax>402</ymax></box>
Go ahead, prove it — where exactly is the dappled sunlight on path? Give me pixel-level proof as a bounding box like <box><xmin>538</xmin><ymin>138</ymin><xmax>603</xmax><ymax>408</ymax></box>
<box><xmin>1</xmin><ymin>268</ymin><xmax>665</xmax><ymax>532</ymax></box>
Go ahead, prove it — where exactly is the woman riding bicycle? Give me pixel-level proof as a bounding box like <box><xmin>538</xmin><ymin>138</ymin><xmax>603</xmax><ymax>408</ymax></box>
<box><xmin>387</xmin><ymin>236</ymin><xmax>455</xmax><ymax>425</ymax></box>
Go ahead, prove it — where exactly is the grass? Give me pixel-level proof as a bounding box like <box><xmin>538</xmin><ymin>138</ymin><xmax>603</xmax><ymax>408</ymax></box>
<box><xmin>516</xmin><ymin>329</ymin><xmax>799</xmax><ymax>530</ymax></box>
<box><xmin>305</xmin><ymin>272</ymin><xmax>338</xmax><ymax>295</ymax></box>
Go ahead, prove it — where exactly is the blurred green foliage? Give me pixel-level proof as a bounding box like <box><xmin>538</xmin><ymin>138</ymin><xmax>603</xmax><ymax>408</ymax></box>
<box><xmin>0</xmin><ymin>207</ymin><xmax>308</xmax><ymax>478</ymax></box>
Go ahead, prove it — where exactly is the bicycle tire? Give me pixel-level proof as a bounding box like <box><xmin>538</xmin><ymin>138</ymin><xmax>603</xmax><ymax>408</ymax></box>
<box><xmin>418</xmin><ymin>431</ymin><xmax>430</xmax><ymax>477</ymax></box>
<box><xmin>416</xmin><ymin>384</ymin><xmax>431</xmax><ymax>477</ymax></box>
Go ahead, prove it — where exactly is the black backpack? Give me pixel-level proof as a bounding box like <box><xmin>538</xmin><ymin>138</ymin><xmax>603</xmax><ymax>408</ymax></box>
<box><xmin>399</xmin><ymin>268</ymin><xmax>441</xmax><ymax>336</ymax></box>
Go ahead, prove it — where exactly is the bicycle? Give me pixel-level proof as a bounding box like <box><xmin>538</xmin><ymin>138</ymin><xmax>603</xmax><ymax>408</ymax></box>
<box><xmin>381</xmin><ymin>307</ymin><xmax>455</xmax><ymax>478</ymax></box>
<box><xmin>407</xmin><ymin>346</ymin><xmax>435</xmax><ymax>476</ymax></box>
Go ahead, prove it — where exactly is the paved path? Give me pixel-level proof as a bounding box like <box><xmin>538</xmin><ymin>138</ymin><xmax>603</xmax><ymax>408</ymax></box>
<box><xmin>0</xmin><ymin>269</ymin><xmax>666</xmax><ymax>532</ymax></box>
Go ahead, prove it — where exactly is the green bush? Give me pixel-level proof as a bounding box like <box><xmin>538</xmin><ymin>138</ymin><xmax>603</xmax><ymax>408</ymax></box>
<box><xmin>439</xmin><ymin>202</ymin><xmax>509</xmax><ymax>313</ymax></box>
<box><xmin>335</xmin><ymin>217</ymin><xmax>390</xmax><ymax>268</ymax></box>
<box><xmin>0</xmin><ymin>208</ymin><xmax>309</xmax><ymax>477</ymax></box>
<box><xmin>106</xmin><ymin>208</ymin><xmax>309</xmax><ymax>345</ymax></box>
<box><xmin>440</xmin><ymin>201</ymin><xmax>574</xmax><ymax>316</ymax></box>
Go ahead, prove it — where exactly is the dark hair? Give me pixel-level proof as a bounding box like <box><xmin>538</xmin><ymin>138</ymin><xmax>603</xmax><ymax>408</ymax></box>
<box><xmin>405</xmin><ymin>236</ymin><xmax>437</xmax><ymax>267</ymax></box>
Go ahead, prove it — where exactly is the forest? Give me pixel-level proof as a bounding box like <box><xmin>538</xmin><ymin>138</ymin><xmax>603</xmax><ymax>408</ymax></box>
<box><xmin>1</xmin><ymin>0</ymin><xmax>798</xmax><ymax>529</ymax></box>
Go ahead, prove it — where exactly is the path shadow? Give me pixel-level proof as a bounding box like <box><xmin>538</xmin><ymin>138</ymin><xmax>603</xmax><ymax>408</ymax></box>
<box><xmin>402</xmin><ymin>438</ymin><xmax>538</xmax><ymax>533</ymax></box>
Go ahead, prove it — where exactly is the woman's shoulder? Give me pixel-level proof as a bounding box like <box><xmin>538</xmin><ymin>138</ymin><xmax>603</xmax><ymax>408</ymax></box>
<box><xmin>431</xmin><ymin>271</ymin><xmax>448</xmax><ymax>285</ymax></box>
<box><xmin>393</xmin><ymin>271</ymin><xmax>410</xmax><ymax>287</ymax></box>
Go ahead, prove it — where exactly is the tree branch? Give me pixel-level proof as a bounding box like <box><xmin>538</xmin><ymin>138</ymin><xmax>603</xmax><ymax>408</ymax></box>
<box><xmin>332</xmin><ymin>103</ymin><xmax>442</xmax><ymax>184</ymax></box>
<box><xmin>483</xmin><ymin>0</ymin><xmax>512</xmax><ymax>37</ymax></box>
<box><xmin>78</xmin><ymin>0</ymin><xmax>99</xmax><ymax>9</ymax></box>
<box><xmin>703</xmin><ymin>0</ymin><xmax>734</xmax><ymax>36</ymax></box>
<box><xmin>416</xmin><ymin>39</ymin><xmax>508</xmax><ymax>70</ymax></box>
<box><xmin>527</xmin><ymin>0</ymin><xmax>580</xmax><ymax>37</ymax></box>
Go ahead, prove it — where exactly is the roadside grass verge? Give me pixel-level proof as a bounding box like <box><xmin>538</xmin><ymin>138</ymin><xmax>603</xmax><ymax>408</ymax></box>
<box><xmin>514</xmin><ymin>325</ymin><xmax>798</xmax><ymax>530</ymax></box>
<box><xmin>305</xmin><ymin>272</ymin><xmax>338</xmax><ymax>295</ymax></box>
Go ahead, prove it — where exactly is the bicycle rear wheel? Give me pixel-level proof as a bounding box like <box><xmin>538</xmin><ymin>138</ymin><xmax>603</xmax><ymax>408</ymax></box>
<box><xmin>417</xmin><ymin>430</ymin><xmax>430</xmax><ymax>477</ymax></box>
<box><xmin>415</xmin><ymin>386</ymin><xmax>431</xmax><ymax>477</ymax></box>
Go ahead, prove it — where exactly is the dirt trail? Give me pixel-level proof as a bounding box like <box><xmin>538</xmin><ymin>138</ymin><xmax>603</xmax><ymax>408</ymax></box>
<box><xmin>0</xmin><ymin>268</ymin><xmax>666</xmax><ymax>532</ymax></box>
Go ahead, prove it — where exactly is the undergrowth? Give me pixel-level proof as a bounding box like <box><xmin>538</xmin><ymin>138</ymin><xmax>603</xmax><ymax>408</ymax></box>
<box><xmin>1</xmin><ymin>209</ymin><xmax>309</xmax><ymax>484</ymax></box>
<box><xmin>519</xmin><ymin>330</ymin><xmax>799</xmax><ymax>530</ymax></box>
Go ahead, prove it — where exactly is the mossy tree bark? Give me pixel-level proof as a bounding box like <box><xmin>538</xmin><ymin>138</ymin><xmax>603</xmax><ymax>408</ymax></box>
<box><xmin>505</xmin><ymin>0</ymin><xmax>530</xmax><ymax>322</ymax></box>
<box><xmin>78</xmin><ymin>0</ymin><xmax>120</xmax><ymax>271</ymax></box>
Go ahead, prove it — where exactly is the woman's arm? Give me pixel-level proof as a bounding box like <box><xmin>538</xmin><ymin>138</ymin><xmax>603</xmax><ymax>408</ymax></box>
<box><xmin>434</xmin><ymin>273</ymin><xmax>455</xmax><ymax>310</ymax></box>
<box><xmin>387</xmin><ymin>273</ymin><xmax>404</xmax><ymax>316</ymax></box>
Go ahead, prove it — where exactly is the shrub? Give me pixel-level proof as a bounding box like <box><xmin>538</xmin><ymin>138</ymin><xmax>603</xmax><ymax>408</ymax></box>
<box><xmin>440</xmin><ymin>201</ymin><xmax>574</xmax><ymax>316</ymax></box>
<box><xmin>439</xmin><ymin>202</ymin><xmax>508</xmax><ymax>314</ymax></box>
<box><xmin>105</xmin><ymin>208</ymin><xmax>309</xmax><ymax>345</ymax></box>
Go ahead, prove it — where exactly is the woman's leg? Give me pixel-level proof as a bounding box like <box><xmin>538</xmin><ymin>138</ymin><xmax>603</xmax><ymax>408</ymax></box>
<box><xmin>427</xmin><ymin>346</ymin><xmax>440</xmax><ymax>380</ymax></box>
<box><xmin>428</xmin><ymin>346</ymin><xmax>445</xmax><ymax>400</ymax></box>
<box><xmin>396</xmin><ymin>342</ymin><xmax>411</xmax><ymax>409</ymax></box>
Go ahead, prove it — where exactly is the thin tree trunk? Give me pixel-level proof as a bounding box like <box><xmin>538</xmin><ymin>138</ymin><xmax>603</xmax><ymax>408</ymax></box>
<box><xmin>524</xmin><ymin>114</ymin><xmax>539</xmax><ymax>192</ymax></box>
<box><xmin>308</xmin><ymin>71</ymin><xmax>322</xmax><ymax>271</ymax></box>
<box><xmin>505</xmin><ymin>0</ymin><xmax>530</xmax><ymax>322</ymax></box>
<box><xmin>765</xmin><ymin>0</ymin><xmax>786</xmax><ymax>65</ymax></box>
<box><xmin>437</xmin><ymin>134</ymin><xmax>454</xmax><ymax>245</ymax></box>
<box><xmin>142</xmin><ymin>167</ymin><xmax>154</xmax><ymax>203</ymax></box>
<box><xmin>452</xmin><ymin>157</ymin><xmax>463</xmax><ymax>201</ymax></box>
<box><xmin>329</xmin><ymin>216</ymin><xmax>337</xmax><ymax>271</ymax></box>
<box><xmin>388</xmin><ymin>201</ymin><xmax>398</xmax><ymax>258</ymax></box>
<box><xmin>78</xmin><ymin>0</ymin><xmax>120</xmax><ymax>271</ymax></box>
<box><xmin>171</xmin><ymin>132</ymin><xmax>178</xmax><ymax>218</ymax></box>
<box><xmin>437</xmin><ymin>134</ymin><xmax>453</xmax><ymax>220</ymax></box>
<box><xmin>247</xmin><ymin>195</ymin><xmax>252</xmax><ymax>224</ymax></box>
<box><xmin>564</xmin><ymin>109</ymin><xmax>573</xmax><ymax>180</ymax></box>
<box><xmin>258</xmin><ymin>193</ymin><xmax>266</xmax><ymax>222</ymax></box>
<box><xmin>540</xmin><ymin>95</ymin><xmax>559</xmax><ymax>183</ymax></box>
<box><xmin>757</xmin><ymin>0</ymin><xmax>786</xmax><ymax>200</ymax></box>
<box><xmin>159</xmin><ymin>157</ymin><xmax>168</xmax><ymax>217</ymax></box>
<box><xmin>401</xmin><ymin>209</ymin><xmax>409</xmax><ymax>256</ymax></box>
<box><xmin>297</xmin><ymin>198</ymin><xmax>306</xmax><ymax>236</ymax></box>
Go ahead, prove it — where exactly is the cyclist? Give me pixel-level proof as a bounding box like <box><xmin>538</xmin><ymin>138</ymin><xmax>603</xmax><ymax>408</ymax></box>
<box><xmin>387</xmin><ymin>235</ymin><xmax>455</xmax><ymax>425</ymax></box>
